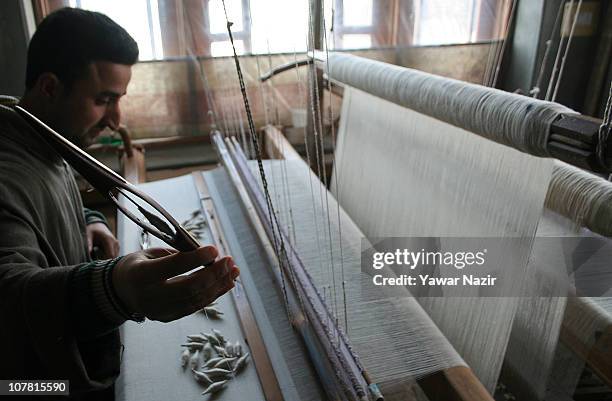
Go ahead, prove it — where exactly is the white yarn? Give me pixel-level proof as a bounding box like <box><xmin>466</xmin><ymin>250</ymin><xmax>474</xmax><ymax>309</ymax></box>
<box><xmin>252</xmin><ymin>159</ymin><xmax>467</xmax><ymax>386</ymax></box>
<box><xmin>331</xmin><ymin>87</ymin><xmax>554</xmax><ymax>392</ymax></box>
<box><xmin>327</xmin><ymin>53</ymin><xmax>576</xmax><ymax>157</ymax></box>
<box><xmin>546</xmin><ymin>161</ymin><xmax>612</xmax><ymax>237</ymax></box>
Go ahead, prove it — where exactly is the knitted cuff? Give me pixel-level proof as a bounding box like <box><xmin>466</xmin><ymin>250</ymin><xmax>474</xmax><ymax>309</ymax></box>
<box><xmin>83</xmin><ymin>208</ymin><xmax>109</xmax><ymax>228</ymax></box>
<box><xmin>101</xmin><ymin>258</ymin><xmax>146</xmax><ymax>323</ymax></box>
<box><xmin>69</xmin><ymin>258</ymin><xmax>126</xmax><ymax>339</ymax></box>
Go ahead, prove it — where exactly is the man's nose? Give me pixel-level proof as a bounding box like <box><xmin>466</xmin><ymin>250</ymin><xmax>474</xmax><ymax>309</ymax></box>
<box><xmin>104</xmin><ymin>102</ymin><xmax>121</xmax><ymax>131</ymax></box>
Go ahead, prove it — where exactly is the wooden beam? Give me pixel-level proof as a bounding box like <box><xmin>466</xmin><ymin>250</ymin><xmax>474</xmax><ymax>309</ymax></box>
<box><xmin>561</xmin><ymin>297</ymin><xmax>612</xmax><ymax>389</ymax></box>
<box><xmin>262</xmin><ymin>125</ymin><xmax>302</xmax><ymax>160</ymax></box>
<box><xmin>305</xmin><ymin>65</ymin><xmax>325</xmax><ymax>173</ymax></box>
<box><xmin>305</xmin><ymin>0</ymin><xmax>325</xmax><ymax>173</ymax></box>
<box><xmin>419</xmin><ymin>367</ymin><xmax>494</xmax><ymax>401</ymax></box>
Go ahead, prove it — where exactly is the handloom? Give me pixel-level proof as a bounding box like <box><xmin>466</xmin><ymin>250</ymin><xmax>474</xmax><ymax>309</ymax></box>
<box><xmin>115</xmin><ymin>50</ymin><xmax>612</xmax><ymax>401</ymax></box>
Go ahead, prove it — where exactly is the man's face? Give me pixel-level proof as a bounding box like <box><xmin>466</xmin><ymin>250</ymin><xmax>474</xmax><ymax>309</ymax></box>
<box><xmin>51</xmin><ymin>61</ymin><xmax>132</xmax><ymax>148</ymax></box>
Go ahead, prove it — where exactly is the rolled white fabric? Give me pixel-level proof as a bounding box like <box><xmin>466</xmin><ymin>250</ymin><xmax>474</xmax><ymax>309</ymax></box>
<box><xmin>328</xmin><ymin>53</ymin><xmax>576</xmax><ymax>157</ymax></box>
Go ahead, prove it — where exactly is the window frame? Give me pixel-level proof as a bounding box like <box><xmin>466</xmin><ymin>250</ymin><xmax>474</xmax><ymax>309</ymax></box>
<box><xmin>204</xmin><ymin>0</ymin><xmax>252</xmax><ymax>55</ymax></box>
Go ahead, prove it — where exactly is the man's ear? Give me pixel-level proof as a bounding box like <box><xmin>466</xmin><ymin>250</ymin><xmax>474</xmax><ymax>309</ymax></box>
<box><xmin>36</xmin><ymin>73</ymin><xmax>63</xmax><ymax>102</ymax></box>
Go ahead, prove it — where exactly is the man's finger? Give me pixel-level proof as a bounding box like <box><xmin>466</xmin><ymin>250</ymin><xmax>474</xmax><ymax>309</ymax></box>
<box><xmin>102</xmin><ymin>236</ymin><xmax>119</xmax><ymax>258</ymax></box>
<box><xmin>147</xmin><ymin>277</ymin><xmax>230</xmax><ymax>322</ymax></box>
<box><xmin>143</xmin><ymin>247</ymin><xmax>178</xmax><ymax>259</ymax></box>
<box><xmin>164</xmin><ymin>257</ymin><xmax>233</xmax><ymax>298</ymax></box>
<box><xmin>155</xmin><ymin>278</ymin><xmax>236</xmax><ymax>322</ymax></box>
<box><xmin>146</xmin><ymin>245</ymin><xmax>219</xmax><ymax>280</ymax></box>
<box><xmin>113</xmin><ymin>240</ymin><xmax>120</xmax><ymax>258</ymax></box>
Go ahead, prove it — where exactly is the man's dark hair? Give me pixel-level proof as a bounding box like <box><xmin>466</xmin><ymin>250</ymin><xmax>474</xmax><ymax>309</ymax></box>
<box><xmin>25</xmin><ymin>7</ymin><xmax>139</xmax><ymax>90</ymax></box>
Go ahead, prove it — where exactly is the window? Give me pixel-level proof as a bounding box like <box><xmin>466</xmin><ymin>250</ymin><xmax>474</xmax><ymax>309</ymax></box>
<box><xmin>249</xmin><ymin>0</ymin><xmax>309</xmax><ymax>54</ymax></box>
<box><xmin>342</xmin><ymin>34</ymin><xmax>371</xmax><ymax>49</ymax></box>
<box><xmin>210</xmin><ymin>40</ymin><xmax>245</xmax><ymax>57</ymax></box>
<box><xmin>323</xmin><ymin>0</ymin><xmax>510</xmax><ymax>50</ymax></box>
<box><xmin>343</xmin><ymin>0</ymin><xmax>372</xmax><ymax>26</ymax></box>
<box><xmin>207</xmin><ymin>0</ymin><xmax>309</xmax><ymax>56</ymax></box>
<box><xmin>413</xmin><ymin>0</ymin><xmax>511</xmax><ymax>46</ymax></box>
<box><xmin>413</xmin><ymin>0</ymin><xmax>478</xmax><ymax>45</ymax></box>
<box><xmin>61</xmin><ymin>0</ymin><xmax>509</xmax><ymax>57</ymax></box>
<box><xmin>326</xmin><ymin>0</ymin><xmax>375</xmax><ymax>50</ymax></box>
<box><xmin>70</xmin><ymin>0</ymin><xmax>164</xmax><ymax>60</ymax></box>
<box><xmin>206</xmin><ymin>0</ymin><xmax>250</xmax><ymax>56</ymax></box>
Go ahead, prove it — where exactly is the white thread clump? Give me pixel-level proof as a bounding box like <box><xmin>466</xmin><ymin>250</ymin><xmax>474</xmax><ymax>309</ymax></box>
<box><xmin>546</xmin><ymin>161</ymin><xmax>612</xmax><ymax>236</ymax></box>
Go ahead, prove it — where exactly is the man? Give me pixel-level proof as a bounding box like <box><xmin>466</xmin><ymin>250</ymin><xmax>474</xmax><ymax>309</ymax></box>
<box><xmin>0</xmin><ymin>8</ymin><xmax>239</xmax><ymax>399</ymax></box>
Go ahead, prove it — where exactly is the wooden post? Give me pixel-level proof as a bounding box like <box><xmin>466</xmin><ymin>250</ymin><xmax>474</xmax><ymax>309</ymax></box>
<box><xmin>305</xmin><ymin>0</ymin><xmax>325</xmax><ymax>176</ymax></box>
<box><xmin>120</xmin><ymin>149</ymin><xmax>146</xmax><ymax>184</ymax></box>
<box><xmin>117</xmin><ymin>126</ymin><xmax>146</xmax><ymax>184</ymax></box>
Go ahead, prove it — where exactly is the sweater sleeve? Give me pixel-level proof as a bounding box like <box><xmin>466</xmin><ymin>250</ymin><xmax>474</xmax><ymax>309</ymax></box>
<box><xmin>0</xmin><ymin>202</ymin><xmax>123</xmax><ymax>391</ymax></box>
<box><xmin>83</xmin><ymin>207</ymin><xmax>109</xmax><ymax>227</ymax></box>
<box><xmin>69</xmin><ymin>257</ymin><xmax>129</xmax><ymax>340</ymax></box>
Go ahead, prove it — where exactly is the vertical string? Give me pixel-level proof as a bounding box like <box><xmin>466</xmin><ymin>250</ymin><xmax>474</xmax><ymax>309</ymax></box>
<box><xmin>321</xmin><ymin>0</ymin><xmax>348</xmax><ymax>334</ymax></box>
<box><xmin>532</xmin><ymin>1</ymin><xmax>565</xmax><ymax>98</ymax></box>
<box><xmin>183</xmin><ymin>4</ymin><xmax>221</xmax><ymax>133</ymax></box>
<box><xmin>294</xmin><ymin>46</ymin><xmax>328</xmax><ymax>312</ymax></box>
<box><xmin>546</xmin><ymin>0</ymin><xmax>574</xmax><ymax>101</ymax></box>
<box><xmin>221</xmin><ymin>0</ymin><xmax>304</xmax><ymax>319</ymax></box>
<box><xmin>264</xmin><ymin>48</ymin><xmax>296</xmax><ymax>243</ymax></box>
<box><xmin>306</xmin><ymin>0</ymin><xmax>338</xmax><ymax>328</ymax></box>
<box><xmin>598</xmin><ymin>82</ymin><xmax>612</xmax><ymax>180</ymax></box>
<box><xmin>551</xmin><ymin>0</ymin><xmax>583</xmax><ymax>102</ymax></box>
<box><xmin>490</xmin><ymin>0</ymin><xmax>517</xmax><ymax>88</ymax></box>
<box><xmin>262</xmin><ymin>43</ymin><xmax>292</xmax><ymax>235</ymax></box>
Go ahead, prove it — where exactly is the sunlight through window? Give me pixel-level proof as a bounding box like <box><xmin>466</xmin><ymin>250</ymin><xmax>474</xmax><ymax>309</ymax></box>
<box><xmin>70</xmin><ymin>0</ymin><xmax>164</xmax><ymax>60</ymax></box>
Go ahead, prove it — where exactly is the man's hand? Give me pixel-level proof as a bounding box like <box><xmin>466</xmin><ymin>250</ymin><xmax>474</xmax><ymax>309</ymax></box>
<box><xmin>86</xmin><ymin>222</ymin><xmax>120</xmax><ymax>259</ymax></box>
<box><xmin>112</xmin><ymin>246</ymin><xmax>240</xmax><ymax>322</ymax></box>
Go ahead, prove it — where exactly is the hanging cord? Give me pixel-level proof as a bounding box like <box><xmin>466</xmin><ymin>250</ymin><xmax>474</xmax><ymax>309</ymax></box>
<box><xmin>255</xmin><ymin>54</ymin><xmax>270</xmax><ymax>156</ymax></box>
<box><xmin>311</xmin><ymin>0</ymin><xmax>340</xmax><ymax>333</ymax></box>
<box><xmin>481</xmin><ymin>6</ymin><xmax>499</xmax><ymax>87</ymax></box>
<box><xmin>220</xmin><ymin>0</ymin><xmax>302</xmax><ymax>316</ymax></box>
<box><xmin>260</xmin><ymin>46</ymin><xmax>290</xmax><ymax>247</ymax></box>
<box><xmin>183</xmin><ymin>4</ymin><xmax>221</xmax><ymax>130</ymax></box>
<box><xmin>230</xmin><ymin>85</ymin><xmax>248</xmax><ymax>147</ymax></box>
<box><xmin>261</xmin><ymin>38</ymin><xmax>296</xmax><ymax>246</ymax></box>
<box><xmin>546</xmin><ymin>0</ymin><xmax>577</xmax><ymax>101</ymax></box>
<box><xmin>546</xmin><ymin>0</ymin><xmax>573</xmax><ymax>100</ymax></box>
<box><xmin>321</xmin><ymin>0</ymin><xmax>348</xmax><ymax>335</ymax></box>
<box><xmin>482</xmin><ymin>0</ymin><xmax>514</xmax><ymax>88</ymax></box>
<box><xmin>307</xmin><ymin>0</ymin><xmax>339</xmax><ymax>328</ymax></box>
<box><xmin>531</xmin><ymin>1</ymin><xmax>565</xmax><ymax>98</ymax></box>
<box><xmin>293</xmin><ymin>47</ymin><xmax>328</xmax><ymax>312</ymax></box>
<box><xmin>551</xmin><ymin>0</ymin><xmax>583</xmax><ymax>102</ymax></box>
<box><xmin>597</xmin><ymin>82</ymin><xmax>612</xmax><ymax>178</ymax></box>
<box><xmin>490</xmin><ymin>0</ymin><xmax>517</xmax><ymax>88</ymax></box>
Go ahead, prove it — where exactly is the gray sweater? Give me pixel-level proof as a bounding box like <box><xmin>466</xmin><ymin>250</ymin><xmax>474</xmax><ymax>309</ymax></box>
<box><xmin>0</xmin><ymin>103</ymin><xmax>130</xmax><ymax>398</ymax></box>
